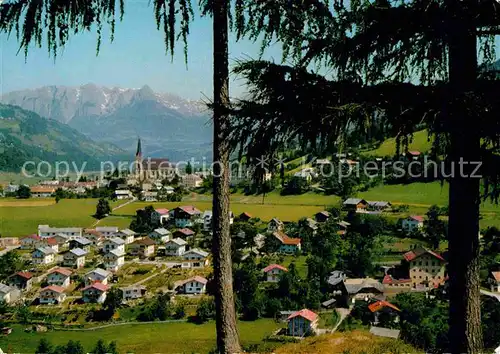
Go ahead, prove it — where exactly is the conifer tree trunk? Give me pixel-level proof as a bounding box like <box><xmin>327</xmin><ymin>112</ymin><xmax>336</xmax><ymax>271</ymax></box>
<box><xmin>447</xmin><ymin>4</ymin><xmax>483</xmax><ymax>352</ymax></box>
<box><xmin>212</xmin><ymin>0</ymin><xmax>242</xmax><ymax>352</ymax></box>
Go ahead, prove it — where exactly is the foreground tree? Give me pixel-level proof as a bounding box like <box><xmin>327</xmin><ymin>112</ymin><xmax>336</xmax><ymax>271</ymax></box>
<box><xmin>95</xmin><ymin>198</ymin><xmax>111</xmax><ymax>219</ymax></box>
<box><xmin>226</xmin><ymin>1</ymin><xmax>500</xmax><ymax>352</ymax></box>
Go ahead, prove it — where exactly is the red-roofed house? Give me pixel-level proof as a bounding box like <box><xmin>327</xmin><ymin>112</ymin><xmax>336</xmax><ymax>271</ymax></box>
<box><xmin>490</xmin><ymin>271</ymin><xmax>500</xmax><ymax>292</ymax></box>
<box><xmin>20</xmin><ymin>234</ymin><xmax>41</xmax><ymax>249</ymax></box>
<box><xmin>238</xmin><ymin>212</ymin><xmax>252</xmax><ymax>222</ymax></box>
<box><xmin>382</xmin><ymin>275</ymin><xmax>412</xmax><ymax>291</ymax></box>
<box><xmin>174</xmin><ymin>276</ymin><xmax>208</xmax><ymax>294</ymax></box>
<box><xmin>263</xmin><ymin>264</ymin><xmax>288</xmax><ymax>282</ymax></box>
<box><xmin>403</xmin><ymin>246</ymin><xmax>446</xmax><ymax>289</ymax></box>
<box><xmin>82</xmin><ymin>283</ymin><xmax>109</xmax><ymax>303</ymax></box>
<box><xmin>287</xmin><ymin>309</ymin><xmax>319</xmax><ymax>337</ymax></box>
<box><xmin>39</xmin><ymin>285</ymin><xmax>66</xmax><ymax>304</ymax></box>
<box><xmin>39</xmin><ymin>237</ymin><xmax>59</xmax><ymax>252</ymax></box>
<box><xmin>8</xmin><ymin>272</ymin><xmax>33</xmax><ymax>291</ymax></box>
<box><xmin>173</xmin><ymin>228</ymin><xmax>195</xmax><ymax>239</ymax></box>
<box><xmin>170</xmin><ymin>206</ymin><xmax>202</xmax><ymax>227</ymax></box>
<box><xmin>47</xmin><ymin>268</ymin><xmax>72</xmax><ymax>288</ymax></box>
<box><xmin>273</xmin><ymin>231</ymin><xmax>301</xmax><ymax>254</ymax></box>
<box><xmin>402</xmin><ymin>216</ymin><xmax>424</xmax><ymax>233</ymax></box>
<box><xmin>368</xmin><ymin>300</ymin><xmax>401</xmax><ymax>325</ymax></box>
<box><xmin>151</xmin><ymin>208</ymin><xmax>170</xmax><ymax>225</ymax></box>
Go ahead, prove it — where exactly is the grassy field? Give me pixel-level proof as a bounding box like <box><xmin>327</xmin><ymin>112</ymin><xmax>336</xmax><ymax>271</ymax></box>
<box><xmin>0</xmin><ymin>320</ymin><xmax>281</xmax><ymax>353</ymax></box>
<box><xmin>361</xmin><ymin>130</ymin><xmax>433</xmax><ymax>157</ymax></box>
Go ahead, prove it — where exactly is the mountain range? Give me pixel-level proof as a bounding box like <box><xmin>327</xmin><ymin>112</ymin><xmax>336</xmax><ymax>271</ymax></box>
<box><xmin>1</xmin><ymin>84</ymin><xmax>213</xmax><ymax>161</ymax></box>
<box><xmin>0</xmin><ymin>104</ymin><xmax>127</xmax><ymax>172</ymax></box>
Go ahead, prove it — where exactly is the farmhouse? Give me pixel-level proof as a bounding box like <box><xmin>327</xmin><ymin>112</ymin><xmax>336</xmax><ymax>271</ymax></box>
<box><xmin>121</xmin><ymin>285</ymin><xmax>147</xmax><ymax>300</ymax></box>
<box><xmin>164</xmin><ymin>238</ymin><xmax>187</xmax><ymax>256</ymax></box>
<box><xmin>287</xmin><ymin>309</ymin><xmax>319</xmax><ymax>337</ymax></box>
<box><xmin>169</xmin><ymin>206</ymin><xmax>202</xmax><ymax>227</ymax></box>
<box><xmin>103</xmin><ymin>238</ymin><xmax>126</xmax><ymax>253</ymax></box>
<box><xmin>175</xmin><ymin>276</ymin><xmax>208</xmax><ymax>294</ymax></box>
<box><xmin>8</xmin><ymin>272</ymin><xmax>33</xmax><ymax>291</ymax></box>
<box><xmin>342</xmin><ymin>198</ymin><xmax>368</xmax><ymax>212</ymax></box>
<box><xmin>95</xmin><ymin>226</ymin><xmax>119</xmax><ymax>237</ymax></box>
<box><xmin>337</xmin><ymin>221</ymin><xmax>351</xmax><ymax>236</ymax></box>
<box><xmin>367</xmin><ymin>201</ymin><xmax>392</xmax><ymax>212</ymax></box>
<box><xmin>267</xmin><ymin>218</ymin><xmax>284</xmax><ymax>233</ymax></box>
<box><xmin>382</xmin><ymin>274</ymin><xmax>412</xmax><ymax>291</ymax></box>
<box><xmin>368</xmin><ymin>300</ymin><xmax>401</xmax><ymax>325</ymax></box>
<box><xmin>272</xmin><ymin>231</ymin><xmax>302</xmax><ymax>254</ymax></box>
<box><xmin>182</xmin><ymin>248</ymin><xmax>209</xmax><ymax>268</ymax></box>
<box><xmin>129</xmin><ymin>237</ymin><xmax>156</xmax><ymax>258</ymax></box>
<box><xmin>69</xmin><ymin>237</ymin><xmax>92</xmax><ymax>252</ymax></box>
<box><xmin>63</xmin><ymin>248</ymin><xmax>87</xmax><ymax>269</ymax></box>
<box><xmin>30</xmin><ymin>185</ymin><xmax>56</xmax><ymax>198</ymax></box>
<box><xmin>20</xmin><ymin>234</ymin><xmax>41</xmax><ymax>249</ymax></box>
<box><xmin>344</xmin><ymin>278</ymin><xmax>385</xmax><ymax>304</ymax></box>
<box><xmin>0</xmin><ymin>284</ymin><xmax>20</xmax><ymax>304</ymax></box>
<box><xmin>85</xmin><ymin>268</ymin><xmax>111</xmax><ymax>286</ymax></box>
<box><xmin>314</xmin><ymin>211</ymin><xmax>330</xmax><ymax>223</ymax></box>
<box><xmin>151</xmin><ymin>209</ymin><xmax>169</xmax><ymax>225</ymax></box>
<box><xmin>83</xmin><ymin>229</ymin><xmax>105</xmax><ymax>246</ymax></box>
<box><xmin>149</xmin><ymin>228</ymin><xmax>171</xmax><ymax>243</ymax></box>
<box><xmin>237</xmin><ymin>212</ymin><xmax>252</xmax><ymax>222</ymax></box>
<box><xmin>262</xmin><ymin>264</ymin><xmax>288</xmax><ymax>282</ymax></box>
<box><xmin>403</xmin><ymin>246</ymin><xmax>447</xmax><ymax>289</ymax></box>
<box><xmin>38</xmin><ymin>225</ymin><xmax>82</xmax><ymax>239</ymax></box>
<box><xmin>39</xmin><ymin>285</ymin><xmax>66</xmax><ymax>304</ymax></box>
<box><xmin>82</xmin><ymin>283</ymin><xmax>108</xmax><ymax>303</ymax></box>
<box><xmin>46</xmin><ymin>268</ymin><xmax>72</xmax><ymax>288</ymax></box>
<box><xmin>104</xmin><ymin>249</ymin><xmax>125</xmax><ymax>272</ymax></box>
<box><xmin>173</xmin><ymin>228</ymin><xmax>195</xmax><ymax>239</ymax></box>
<box><xmin>32</xmin><ymin>247</ymin><xmax>57</xmax><ymax>265</ymax></box>
<box><xmin>402</xmin><ymin>216</ymin><xmax>424</xmax><ymax>233</ymax></box>
<box><xmin>304</xmin><ymin>218</ymin><xmax>318</xmax><ymax>233</ymax></box>
<box><xmin>115</xmin><ymin>229</ymin><xmax>136</xmax><ymax>244</ymax></box>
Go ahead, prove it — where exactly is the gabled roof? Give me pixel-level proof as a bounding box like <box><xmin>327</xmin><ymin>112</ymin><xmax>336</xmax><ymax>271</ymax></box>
<box><xmin>107</xmin><ymin>249</ymin><xmax>125</xmax><ymax>257</ymax></box>
<box><xmin>177</xmin><ymin>206</ymin><xmax>201</xmax><ymax>215</ymax></box>
<box><xmin>95</xmin><ymin>226</ymin><xmax>119</xmax><ymax>233</ymax></box>
<box><xmin>15</xmin><ymin>271</ymin><xmax>33</xmax><ymax>280</ymax></box>
<box><xmin>263</xmin><ymin>264</ymin><xmax>288</xmax><ymax>273</ymax></box>
<box><xmin>106</xmin><ymin>237</ymin><xmax>125</xmax><ymax>245</ymax></box>
<box><xmin>273</xmin><ymin>231</ymin><xmax>301</xmax><ymax>246</ymax></box>
<box><xmin>41</xmin><ymin>285</ymin><xmax>65</xmax><ymax>294</ymax></box>
<box><xmin>133</xmin><ymin>237</ymin><xmax>156</xmax><ymax>246</ymax></box>
<box><xmin>382</xmin><ymin>275</ymin><xmax>411</xmax><ymax>285</ymax></box>
<box><xmin>155</xmin><ymin>208</ymin><xmax>170</xmax><ymax>215</ymax></box>
<box><xmin>34</xmin><ymin>247</ymin><xmax>57</xmax><ymax>255</ymax></box>
<box><xmin>337</xmin><ymin>221</ymin><xmax>351</xmax><ymax>228</ymax></box>
<box><xmin>287</xmin><ymin>309</ymin><xmax>318</xmax><ymax>322</ymax></box>
<box><xmin>175</xmin><ymin>275</ymin><xmax>208</xmax><ymax>288</ymax></box>
<box><xmin>368</xmin><ymin>300</ymin><xmax>401</xmax><ymax>313</ymax></box>
<box><xmin>316</xmin><ymin>211</ymin><xmax>330</xmax><ymax>217</ymax></box>
<box><xmin>45</xmin><ymin>237</ymin><xmax>58</xmax><ymax>246</ymax></box>
<box><xmin>86</xmin><ymin>268</ymin><xmax>111</xmax><ymax>278</ymax></box>
<box><xmin>403</xmin><ymin>246</ymin><xmax>445</xmax><ymax>262</ymax></box>
<box><xmin>119</xmin><ymin>229</ymin><xmax>136</xmax><ymax>236</ymax></box>
<box><xmin>83</xmin><ymin>229</ymin><xmax>105</xmax><ymax>237</ymax></box>
<box><xmin>491</xmin><ymin>271</ymin><xmax>500</xmax><ymax>282</ymax></box>
<box><xmin>68</xmin><ymin>248</ymin><xmax>87</xmax><ymax>257</ymax></box>
<box><xmin>175</xmin><ymin>228</ymin><xmax>195</xmax><ymax>236</ymax></box>
<box><xmin>82</xmin><ymin>282</ymin><xmax>108</xmax><ymax>292</ymax></box>
<box><xmin>407</xmin><ymin>215</ymin><xmax>424</xmax><ymax>222</ymax></box>
<box><xmin>72</xmin><ymin>237</ymin><xmax>92</xmax><ymax>246</ymax></box>
<box><xmin>239</xmin><ymin>212</ymin><xmax>252</xmax><ymax>219</ymax></box>
<box><xmin>269</xmin><ymin>218</ymin><xmax>284</xmax><ymax>225</ymax></box>
<box><xmin>166</xmin><ymin>238</ymin><xmax>188</xmax><ymax>246</ymax></box>
<box><xmin>344</xmin><ymin>278</ymin><xmax>384</xmax><ymax>294</ymax></box>
<box><xmin>343</xmin><ymin>198</ymin><xmax>367</xmax><ymax>205</ymax></box>
<box><xmin>49</xmin><ymin>268</ymin><xmax>72</xmax><ymax>277</ymax></box>
<box><xmin>184</xmin><ymin>248</ymin><xmax>209</xmax><ymax>257</ymax></box>
<box><xmin>367</xmin><ymin>201</ymin><xmax>391</xmax><ymax>207</ymax></box>
<box><xmin>152</xmin><ymin>228</ymin><xmax>170</xmax><ymax>236</ymax></box>
<box><xmin>21</xmin><ymin>234</ymin><xmax>40</xmax><ymax>241</ymax></box>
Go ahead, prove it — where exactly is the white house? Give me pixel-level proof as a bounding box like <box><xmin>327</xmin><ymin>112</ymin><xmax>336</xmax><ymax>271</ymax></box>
<box><xmin>37</xmin><ymin>237</ymin><xmax>59</xmax><ymax>252</ymax></box>
<box><xmin>202</xmin><ymin>210</ymin><xmax>234</xmax><ymax>232</ymax></box>
<box><xmin>0</xmin><ymin>284</ymin><xmax>20</xmax><ymax>304</ymax></box>
<box><xmin>38</xmin><ymin>225</ymin><xmax>82</xmax><ymax>239</ymax></box>
<box><xmin>169</xmin><ymin>206</ymin><xmax>202</xmax><ymax>228</ymax></box>
<box><xmin>85</xmin><ymin>268</ymin><xmax>111</xmax><ymax>286</ymax></box>
<box><xmin>142</xmin><ymin>191</ymin><xmax>158</xmax><ymax>202</ymax></box>
<box><xmin>182</xmin><ymin>248</ymin><xmax>210</xmax><ymax>268</ymax></box>
<box><xmin>121</xmin><ymin>285</ymin><xmax>147</xmax><ymax>301</ymax></box>
<box><xmin>402</xmin><ymin>216</ymin><xmax>424</xmax><ymax>233</ymax></box>
<box><xmin>175</xmin><ymin>276</ymin><xmax>208</xmax><ymax>294</ymax></box>
<box><xmin>151</xmin><ymin>209</ymin><xmax>170</xmax><ymax>225</ymax></box>
<box><xmin>63</xmin><ymin>248</ymin><xmax>87</xmax><ymax>268</ymax></box>
<box><xmin>39</xmin><ymin>285</ymin><xmax>66</xmax><ymax>305</ymax></box>
<box><xmin>53</xmin><ymin>234</ymin><xmax>70</xmax><ymax>250</ymax></box>
<box><xmin>181</xmin><ymin>174</ymin><xmax>203</xmax><ymax>188</ymax></box>
<box><xmin>46</xmin><ymin>268</ymin><xmax>72</xmax><ymax>288</ymax></box>
<box><xmin>149</xmin><ymin>228</ymin><xmax>171</xmax><ymax>244</ymax></box>
<box><xmin>32</xmin><ymin>247</ymin><xmax>57</xmax><ymax>265</ymax></box>
<box><xmin>263</xmin><ymin>264</ymin><xmax>288</xmax><ymax>282</ymax></box>
<box><xmin>115</xmin><ymin>229</ymin><xmax>136</xmax><ymax>244</ymax></box>
<box><xmin>104</xmin><ymin>249</ymin><xmax>125</xmax><ymax>272</ymax></box>
<box><xmin>273</xmin><ymin>231</ymin><xmax>302</xmax><ymax>254</ymax></box>
<box><xmin>69</xmin><ymin>237</ymin><xmax>92</xmax><ymax>252</ymax></box>
<box><xmin>165</xmin><ymin>238</ymin><xmax>187</xmax><ymax>256</ymax></box>
<box><xmin>83</xmin><ymin>229</ymin><xmax>105</xmax><ymax>246</ymax></box>
<box><xmin>82</xmin><ymin>283</ymin><xmax>108</xmax><ymax>303</ymax></box>
<box><xmin>114</xmin><ymin>190</ymin><xmax>132</xmax><ymax>200</ymax></box>
<box><xmin>103</xmin><ymin>237</ymin><xmax>125</xmax><ymax>253</ymax></box>
<box><xmin>95</xmin><ymin>226</ymin><xmax>119</xmax><ymax>237</ymax></box>
<box><xmin>490</xmin><ymin>271</ymin><xmax>500</xmax><ymax>292</ymax></box>
<box><xmin>267</xmin><ymin>218</ymin><xmax>284</xmax><ymax>233</ymax></box>
<box><xmin>164</xmin><ymin>186</ymin><xmax>175</xmax><ymax>194</ymax></box>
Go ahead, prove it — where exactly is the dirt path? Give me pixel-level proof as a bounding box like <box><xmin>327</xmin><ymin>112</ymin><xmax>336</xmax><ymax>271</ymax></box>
<box><xmin>89</xmin><ymin>198</ymin><xmax>137</xmax><ymax>227</ymax></box>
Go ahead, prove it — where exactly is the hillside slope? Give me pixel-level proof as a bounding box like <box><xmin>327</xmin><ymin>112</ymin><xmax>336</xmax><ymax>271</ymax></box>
<box><xmin>0</xmin><ymin>104</ymin><xmax>127</xmax><ymax>171</ymax></box>
<box><xmin>362</xmin><ymin>130</ymin><xmax>433</xmax><ymax>157</ymax></box>
<box><xmin>274</xmin><ymin>330</ymin><xmax>418</xmax><ymax>354</ymax></box>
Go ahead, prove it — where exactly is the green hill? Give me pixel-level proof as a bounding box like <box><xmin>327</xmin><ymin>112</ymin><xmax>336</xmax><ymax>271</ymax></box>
<box><xmin>0</xmin><ymin>104</ymin><xmax>127</xmax><ymax>172</ymax></box>
<box><xmin>362</xmin><ymin>130</ymin><xmax>433</xmax><ymax>157</ymax></box>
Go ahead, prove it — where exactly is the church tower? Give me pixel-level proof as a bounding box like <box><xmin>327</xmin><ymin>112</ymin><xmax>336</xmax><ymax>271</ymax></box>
<box><xmin>135</xmin><ymin>138</ymin><xmax>143</xmax><ymax>180</ymax></box>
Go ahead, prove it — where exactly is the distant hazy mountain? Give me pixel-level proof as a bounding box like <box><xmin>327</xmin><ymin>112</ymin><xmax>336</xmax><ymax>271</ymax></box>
<box><xmin>1</xmin><ymin>84</ymin><xmax>213</xmax><ymax>161</ymax></box>
<box><xmin>0</xmin><ymin>104</ymin><xmax>127</xmax><ymax>172</ymax></box>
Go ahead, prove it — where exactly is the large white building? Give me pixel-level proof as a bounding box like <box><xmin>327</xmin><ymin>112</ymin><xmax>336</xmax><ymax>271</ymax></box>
<box><xmin>38</xmin><ymin>225</ymin><xmax>82</xmax><ymax>239</ymax></box>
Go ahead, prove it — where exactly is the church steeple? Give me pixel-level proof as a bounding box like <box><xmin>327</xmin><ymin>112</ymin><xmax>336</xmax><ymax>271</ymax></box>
<box><xmin>135</xmin><ymin>138</ymin><xmax>142</xmax><ymax>158</ymax></box>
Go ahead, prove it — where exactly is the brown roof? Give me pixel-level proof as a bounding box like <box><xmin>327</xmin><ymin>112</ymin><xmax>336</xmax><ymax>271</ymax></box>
<box><xmin>492</xmin><ymin>271</ymin><xmax>500</xmax><ymax>282</ymax></box>
<box><xmin>273</xmin><ymin>231</ymin><xmax>301</xmax><ymax>246</ymax></box>
<box><xmin>30</xmin><ymin>186</ymin><xmax>57</xmax><ymax>193</ymax></box>
<box><xmin>15</xmin><ymin>272</ymin><xmax>33</xmax><ymax>280</ymax></box>
<box><xmin>134</xmin><ymin>237</ymin><xmax>156</xmax><ymax>246</ymax></box>
<box><xmin>82</xmin><ymin>283</ymin><xmax>108</xmax><ymax>292</ymax></box>
<box><xmin>41</xmin><ymin>285</ymin><xmax>65</xmax><ymax>293</ymax></box>
<box><xmin>83</xmin><ymin>229</ymin><xmax>104</xmax><ymax>237</ymax></box>
<box><xmin>368</xmin><ymin>300</ymin><xmax>401</xmax><ymax>313</ymax></box>
<box><xmin>403</xmin><ymin>246</ymin><xmax>445</xmax><ymax>262</ymax></box>
<box><xmin>175</xmin><ymin>228</ymin><xmax>195</xmax><ymax>236</ymax></box>
<box><xmin>49</xmin><ymin>268</ymin><xmax>72</xmax><ymax>277</ymax></box>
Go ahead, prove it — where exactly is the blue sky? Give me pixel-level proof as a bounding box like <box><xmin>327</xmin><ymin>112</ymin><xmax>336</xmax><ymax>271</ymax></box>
<box><xmin>0</xmin><ymin>1</ymin><xmax>282</xmax><ymax>100</ymax></box>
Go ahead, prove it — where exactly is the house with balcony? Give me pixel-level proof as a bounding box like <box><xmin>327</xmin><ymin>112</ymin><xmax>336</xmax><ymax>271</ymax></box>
<box><xmin>63</xmin><ymin>248</ymin><xmax>87</xmax><ymax>268</ymax></box>
<box><xmin>174</xmin><ymin>276</ymin><xmax>208</xmax><ymax>294</ymax></box>
<box><xmin>114</xmin><ymin>229</ymin><xmax>136</xmax><ymax>244</ymax></box>
<box><xmin>104</xmin><ymin>249</ymin><xmax>125</xmax><ymax>272</ymax></box>
<box><xmin>182</xmin><ymin>248</ymin><xmax>209</xmax><ymax>268</ymax></box>
<box><xmin>121</xmin><ymin>285</ymin><xmax>147</xmax><ymax>301</ymax></box>
<box><xmin>103</xmin><ymin>238</ymin><xmax>125</xmax><ymax>253</ymax></box>
<box><xmin>46</xmin><ymin>268</ymin><xmax>72</xmax><ymax>288</ymax></box>
<box><xmin>32</xmin><ymin>247</ymin><xmax>57</xmax><ymax>265</ymax></box>
<box><xmin>129</xmin><ymin>237</ymin><xmax>155</xmax><ymax>258</ymax></box>
<box><xmin>82</xmin><ymin>283</ymin><xmax>108</xmax><ymax>303</ymax></box>
<box><xmin>39</xmin><ymin>285</ymin><xmax>66</xmax><ymax>305</ymax></box>
<box><xmin>169</xmin><ymin>206</ymin><xmax>202</xmax><ymax>227</ymax></box>
<box><xmin>263</xmin><ymin>264</ymin><xmax>288</xmax><ymax>282</ymax></box>
<box><xmin>149</xmin><ymin>228</ymin><xmax>170</xmax><ymax>244</ymax></box>
<box><xmin>69</xmin><ymin>237</ymin><xmax>92</xmax><ymax>252</ymax></box>
<box><xmin>165</xmin><ymin>238</ymin><xmax>187</xmax><ymax>256</ymax></box>
<box><xmin>84</xmin><ymin>268</ymin><xmax>111</xmax><ymax>286</ymax></box>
